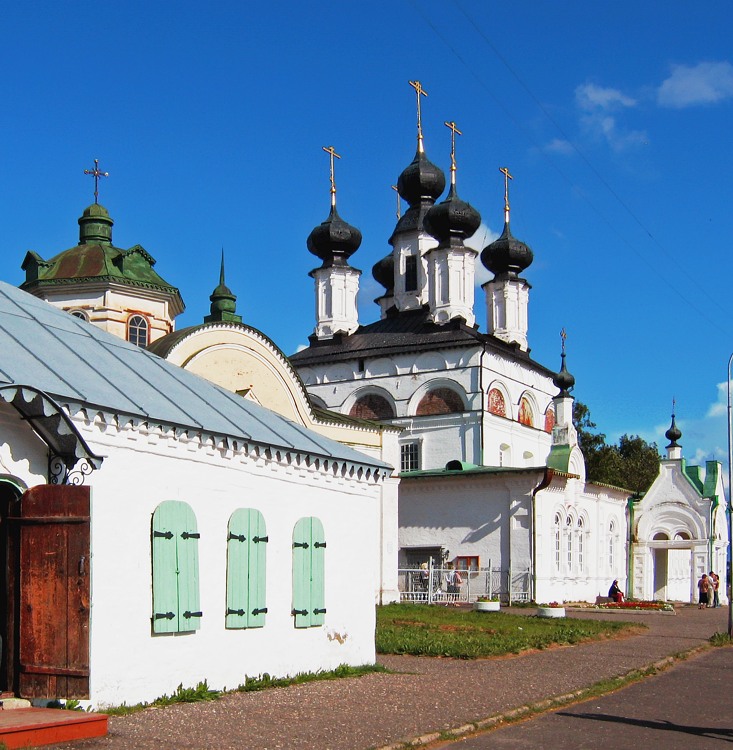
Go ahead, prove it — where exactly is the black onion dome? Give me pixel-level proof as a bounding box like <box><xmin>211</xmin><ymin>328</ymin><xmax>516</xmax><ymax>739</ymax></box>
<box><xmin>480</xmin><ymin>222</ymin><xmax>533</xmax><ymax>278</ymax></box>
<box><xmin>553</xmin><ymin>352</ymin><xmax>575</xmax><ymax>396</ymax></box>
<box><xmin>307</xmin><ymin>205</ymin><xmax>362</xmax><ymax>268</ymax></box>
<box><xmin>423</xmin><ymin>184</ymin><xmax>481</xmax><ymax>245</ymax></box>
<box><xmin>665</xmin><ymin>414</ymin><xmax>682</xmax><ymax>447</ymax></box>
<box><xmin>372</xmin><ymin>252</ymin><xmax>394</xmax><ymax>293</ymax></box>
<box><xmin>397</xmin><ymin>148</ymin><xmax>446</xmax><ymax>206</ymax></box>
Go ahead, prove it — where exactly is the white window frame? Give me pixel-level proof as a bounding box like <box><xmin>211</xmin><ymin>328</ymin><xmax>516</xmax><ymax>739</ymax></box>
<box><xmin>400</xmin><ymin>440</ymin><xmax>421</xmax><ymax>473</ymax></box>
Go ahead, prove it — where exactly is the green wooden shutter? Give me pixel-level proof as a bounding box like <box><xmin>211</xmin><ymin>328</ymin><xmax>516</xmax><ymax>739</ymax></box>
<box><xmin>248</xmin><ymin>510</ymin><xmax>268</xmax><ymax>628</ymax></box>
<box><xmin>177</xmin><ymin>503</ymin><xmax>202</xmax><ymax>631</ymax></box>
<box><xmin>292</xmin><ymin>517</ymin><xmax>326</xmax><ymax>628</ymax></box>
<box><xmin>310</xmin><ymin>517</ymin><xmax>326</xmax><ymax>626</ymax></box>
<box><xmin>292</xmin><ymin>518</ymin><xmax>312</xmax><ymax>628</ymax></box>
<box><xmin>226</xmin><ymin>509</ymin><xmax>267</xmax><ymax>629</ymax></box>
<box><xmin>152</xmin><ymin>501</ymin><xmax>201</xmax><ymax>634</ymax></box>
<box><xmin>152</xmin><ymin>502</ymin><xmax>181</xmax><ymax>634</ymax></box>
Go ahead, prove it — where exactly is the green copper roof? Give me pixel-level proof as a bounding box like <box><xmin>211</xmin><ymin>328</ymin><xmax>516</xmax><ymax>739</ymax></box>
<box><xmin>204</xmin><ymin>251</ymin><xmax>241</xmax><ymax>324</ymax></box>
<box><xmin>20</xmin><ymin>204</ymin><xmax>183</xmax><ymax>301</ymax></box>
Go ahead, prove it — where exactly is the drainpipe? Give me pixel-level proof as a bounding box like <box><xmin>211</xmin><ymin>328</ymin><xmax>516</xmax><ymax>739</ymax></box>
<box><xmin>709</xmin><ymin>496</ymin><xmax>718</xmax><ymax>575</ymax></box>
<box><xmin>479</xmin><ymin>347</ymin><xmax>486</xmax><ymax>466</ymax></box>
<box><xmin>530</xmin><ymin>468</ymin><xmax>554</xmax><ymax>603</ymax></box>
<box><xmin>626</xmin><ymin>496</ymin><xmax>635</xmax><ymax>598</ymax></box>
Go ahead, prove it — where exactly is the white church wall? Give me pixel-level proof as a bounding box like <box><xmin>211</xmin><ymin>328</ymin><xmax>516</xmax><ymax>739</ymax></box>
<box><xmin>534</xmin><ymin>479</ymin><xmax>628</xmax><ymax>604</ymax></box>
<box><xmin>65</xmin><ymin>415</ymin><xmax>383</xmax><ymax>708</ymax></box>
<box><xmin>399</xmin><ymin>473</ymin><xmax>538</xmax><ymax>577</ymax></box>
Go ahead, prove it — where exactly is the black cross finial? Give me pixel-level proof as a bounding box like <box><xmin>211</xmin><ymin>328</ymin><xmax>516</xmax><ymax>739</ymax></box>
<box><xmin>322</xmin><ymin>146</ymin><xmax>341</xmax><ymax>207</ymax></box>
<box><xmin>84</xmin><ymin>159</ymin><xmax>109</xmax><ymax>204</ymax></box>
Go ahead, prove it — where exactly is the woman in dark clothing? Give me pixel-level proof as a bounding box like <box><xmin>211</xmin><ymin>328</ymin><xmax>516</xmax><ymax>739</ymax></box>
<box><xmin>608</xmin><ymin>580</ymin><xmax>624</xmax><ymax>603</ymax></box>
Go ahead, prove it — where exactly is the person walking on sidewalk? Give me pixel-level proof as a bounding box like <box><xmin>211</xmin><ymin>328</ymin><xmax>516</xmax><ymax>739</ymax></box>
<box><xmin>698</xmin><ymin>573</ymin><xmax>710</xmax><ymax>609</ymax></box>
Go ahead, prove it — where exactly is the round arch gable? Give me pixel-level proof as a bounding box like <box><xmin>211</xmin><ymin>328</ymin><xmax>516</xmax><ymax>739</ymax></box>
<box><xmin>636</xmin><ymin>505</ymin><xmax>706</xmax><ymax>544</ymax></box>
<box><xmin>161</xmin><ymin>326</ymin><xmax>317</xmax><ymax>426</ymax></box>
<box><xmin>342</xmin><ymin>386</ymin><xmax>397</xmax><ymax>420</ymax></box>
<box><xmin>406</xmin><ymin>379</ymin><xmax>469</xmax><ymax>417</ymax></box>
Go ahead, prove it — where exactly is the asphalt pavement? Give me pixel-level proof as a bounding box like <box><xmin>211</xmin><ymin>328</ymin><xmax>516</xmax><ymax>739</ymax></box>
<box><xmin>443</xmin><ymin>644</ymin><xmax>733</xmax><ymax>749</ymax></box>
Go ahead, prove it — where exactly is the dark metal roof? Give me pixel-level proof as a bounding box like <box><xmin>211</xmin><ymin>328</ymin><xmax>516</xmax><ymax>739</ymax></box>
<box><xmin>0</xmin><ymin>282</ymin><xmax>388</xmax><ymax>470</ymax></box>
<box><xmin>289</xmin><ymin>307</ymin><xmax>557</xmax><ymax>379</ymax></box>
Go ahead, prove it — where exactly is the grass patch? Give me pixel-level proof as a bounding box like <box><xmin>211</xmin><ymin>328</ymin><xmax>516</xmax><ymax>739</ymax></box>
<box><xmin>376</xmin><ymin>603</ymin><xmax>639</xmax><ymax>658</ymax></box>
<box><xmin>104</xmin><ymin>664</ymin><xmax>386</xmax><ymax>716</ymax></box>
<box><xmin>710</xmin><ymin>631</ymin><xmax>733</xmax><ymax>646</ymax></box>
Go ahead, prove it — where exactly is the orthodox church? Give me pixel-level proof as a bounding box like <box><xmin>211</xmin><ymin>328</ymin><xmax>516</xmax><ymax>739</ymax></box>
<box><xmin>289</xmin><ymin>85</ymin><xmax>630</xmax><ymax>603</ymax></box>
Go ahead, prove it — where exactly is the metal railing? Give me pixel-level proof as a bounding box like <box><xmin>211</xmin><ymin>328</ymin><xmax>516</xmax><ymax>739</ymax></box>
<box><xmin>398</xmin><ymin>563</ymin><xmax>531</xmax><ymax>605</ymax></box>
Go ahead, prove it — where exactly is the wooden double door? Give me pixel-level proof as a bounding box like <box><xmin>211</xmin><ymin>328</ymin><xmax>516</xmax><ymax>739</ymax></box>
<box><xmin>1</xmin><ymin>484</ymin><xmax>90</xmax><ymax>698</ymax></box>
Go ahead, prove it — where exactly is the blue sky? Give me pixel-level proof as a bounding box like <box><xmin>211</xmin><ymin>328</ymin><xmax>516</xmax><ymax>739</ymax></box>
<box><xmin>1</xmin><ymin>1</ymin><xmax>732</xmax><ymax>469</ymax></box>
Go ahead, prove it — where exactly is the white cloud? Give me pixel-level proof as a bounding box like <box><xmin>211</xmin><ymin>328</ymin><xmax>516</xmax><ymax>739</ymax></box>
<box><xmin>576</xmin><ymin>83</ymin><xmax>637</xmax><ymax>111</ymax></box>
<box><xmin>658</xmin><ymin>61</ymin><xmax>733</xmax><ymax>108</ymax></box>
<box><xmin>466</xmin><ymin>223</ymin><xmax>499</xmax><ymax>287</ymax></box>
<box><xmin>574</xmin><ymin>82</ymin><xmax>647</xmax><ymax>152</ymax></box>
<box><xmin>545</xmin><ymin>138</ymin><xmax>574</xmax><ymax>156</ymax></box>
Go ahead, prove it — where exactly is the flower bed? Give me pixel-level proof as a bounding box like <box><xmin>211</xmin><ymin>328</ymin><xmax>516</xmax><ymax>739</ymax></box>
<box><xmin>597</xmin><ymin>600</ymin><xmax>673</xmax><ymax>611</ymax></box>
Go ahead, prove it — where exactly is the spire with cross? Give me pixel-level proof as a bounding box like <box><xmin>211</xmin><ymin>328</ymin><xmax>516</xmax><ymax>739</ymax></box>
<box><xmin>83</xmin><ymin>159</ymin><xmax>109</xmax><ymax>205</ymax></box>
<box><xmin>409</xmin><ymin>80</ymin><xmax>428</xmax><ymax>153</ymax></box>
<box><xmin>322</xmin><ymin>145</ymin><xmax>341</xmax><ymax>208</ymax></box>
<box><xmin>444</xmin><ymin>121</ymin><xmax>462</xmax><ymax>186</ymax></box>
<box><xmin>499</xmin><ymin>166</ymin><xmax>513</xmax><ymax>225</ymax></box>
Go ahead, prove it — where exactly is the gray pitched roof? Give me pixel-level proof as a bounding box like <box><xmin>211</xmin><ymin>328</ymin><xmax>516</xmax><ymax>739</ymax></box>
<box><xmin>0</xmin><ymin>282</ymin><xmax>388</xmax><ymax>470</ymax></box>
<box><xmin>289</xmin><ymin>308</ymin><xmax>557</xmax><ymax>379</ymax></box>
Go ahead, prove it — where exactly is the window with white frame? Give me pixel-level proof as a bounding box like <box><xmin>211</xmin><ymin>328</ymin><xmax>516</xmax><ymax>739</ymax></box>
<box><xmin>566</xmin><ymin>515</ymin><xmax>573</xmax><ymax>570</ymax></box>
<box><xmin>609</xmin><ymin>520</ymin><xmax>616</xmax><ymax>569</ymax></box>
<box><xmin>128</xmin><ymin>314</ymin><xmax>149</xmax><ymax>347</ymax></box>
<box><xmin>554</xmin><ymin>513</ymin><xmax>561</xmax><ymax>570</ymax></box>
<box><xmin>577</xmin><ymin>517</ymin><xmax>585</xmax><ymax>571</ymax></box>
<box><xmin>400</xmin><ymin>441</ymin><xmax>420</xmax><ymax>472</ymax></box>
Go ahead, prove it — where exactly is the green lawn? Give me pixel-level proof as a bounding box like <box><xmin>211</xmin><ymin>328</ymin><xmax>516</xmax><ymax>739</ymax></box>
<box><xmin>376</xmin><ymin>603</ymin><xmax>640</xmax><ymax>659</ymax></box>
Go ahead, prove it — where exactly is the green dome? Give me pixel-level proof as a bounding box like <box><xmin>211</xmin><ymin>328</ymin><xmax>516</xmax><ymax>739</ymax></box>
<box><xmin>78</xmin><ymin>203</ymin><xmax>113</xmax><ymax>245</ymax></box>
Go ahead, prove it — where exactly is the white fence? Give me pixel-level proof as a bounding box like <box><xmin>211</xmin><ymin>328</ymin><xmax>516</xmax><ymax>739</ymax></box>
<box><xmin>398</xmin><ymin>565</ymin><xmax>531</xmax><ymax>605</ymax></box>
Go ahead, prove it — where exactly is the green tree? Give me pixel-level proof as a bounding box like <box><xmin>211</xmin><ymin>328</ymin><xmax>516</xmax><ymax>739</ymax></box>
<box><xmin>573</xmin><ymin>402</ymin><xmax>660</xmax><ymax>494</ymax></box>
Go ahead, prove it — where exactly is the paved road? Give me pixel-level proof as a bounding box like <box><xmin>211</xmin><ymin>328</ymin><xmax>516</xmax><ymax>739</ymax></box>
<box><xmin>445</xmin><ymin>645</ymin><xmax>733</xmax><ymax>749</ymax></box>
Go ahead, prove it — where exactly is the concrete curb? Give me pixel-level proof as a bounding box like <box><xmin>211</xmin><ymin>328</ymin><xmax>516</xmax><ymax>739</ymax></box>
<box><xmin>372</xmin><ymin>644</ymin><xmax>710</xmax><ymax>750</ymax></box>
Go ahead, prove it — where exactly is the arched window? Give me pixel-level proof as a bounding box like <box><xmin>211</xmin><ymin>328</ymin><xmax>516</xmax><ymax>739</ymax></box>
<box><xmin>416</xmin><ymin>388</ymin><xmax>464</xmax><ymax>416</ymax></box>
<box><xmin>128</xmin><ymin>314</ymin><xmax>149</xmax><ymax>347</ymax></box>
<box><xmin>674</xmin><ymin>531</ymin><xmax>691</xmax><ymax>541</ymax></box>
<box><xmin>488</xmin><ymin>388</ymin><xmax>506</xmax><ymax>417</ymax></box>
<box><xmin>577</xmin><ymin>517</ymin><xmax>585</xmax><ymax>571</ymax></box>
<box><xmin>544</xmin><ymin>408</ymin><xmax>555</xmax><ymax>433</ymax></box>
<box><xmin>652</xmin><ymin>532</ymin><xmax>669</xmax><ymax>541</ymax></box>
<box><xmin>566</xmin><ymin>515</ymin><xmax>573</xmax><ymax>570</ymax></box>
<box><xmin>518</xmin><ymin>397</ymin><xmax>534</xmax><ymax>427</ymax></box>
<box><xmin>349</xmin><ymin>394</ymin><xmax>395</xmax><ymax>420</ymax></box>
<box><xmin>69</xmin><ymin>309</ymin><xmax>88</xmax><ymax>321</ymax></box>
<box><xmin>609</xmin><ymin>520</ymin><xmax>616</xmax><ymax>569</ymax></box>
<box><xmin>554</xmin><ymin>514</ymin><xmax>561</xmax><ymax>571</ymax></box>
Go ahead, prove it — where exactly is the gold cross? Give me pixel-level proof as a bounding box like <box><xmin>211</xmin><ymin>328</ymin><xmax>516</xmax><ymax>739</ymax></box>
<box><xmin>84</xmin><ymin>158</ymin><xmax>109</xmax><ymax>204</ymax></box>
<box><xmin>560</xmin><ymin>327</ymin><xmax>567</xmax><ymax>354</ymax></box>
<box><xmin>322</xmin><ymin>145</ymin><xmax>341</xmax><ymax>207</ymax></box>
<box><xmin>499</xmin><ymin>166</ymin><xmax>513</xmax><ymax>223</ymax></box>
<box><xmin>409</xmin><ymin>80</ymin><xmax>428</xmax><ymax>151</ymax></box>
<box><xmin>392</xmin><ymin>185</ymin><xmax>401</xmax><ymax>219</ymax></box>
<box><xmin>444</xmin><ymin>121</ymin><xmax>462</xmax><ymax>183</ymax></box>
